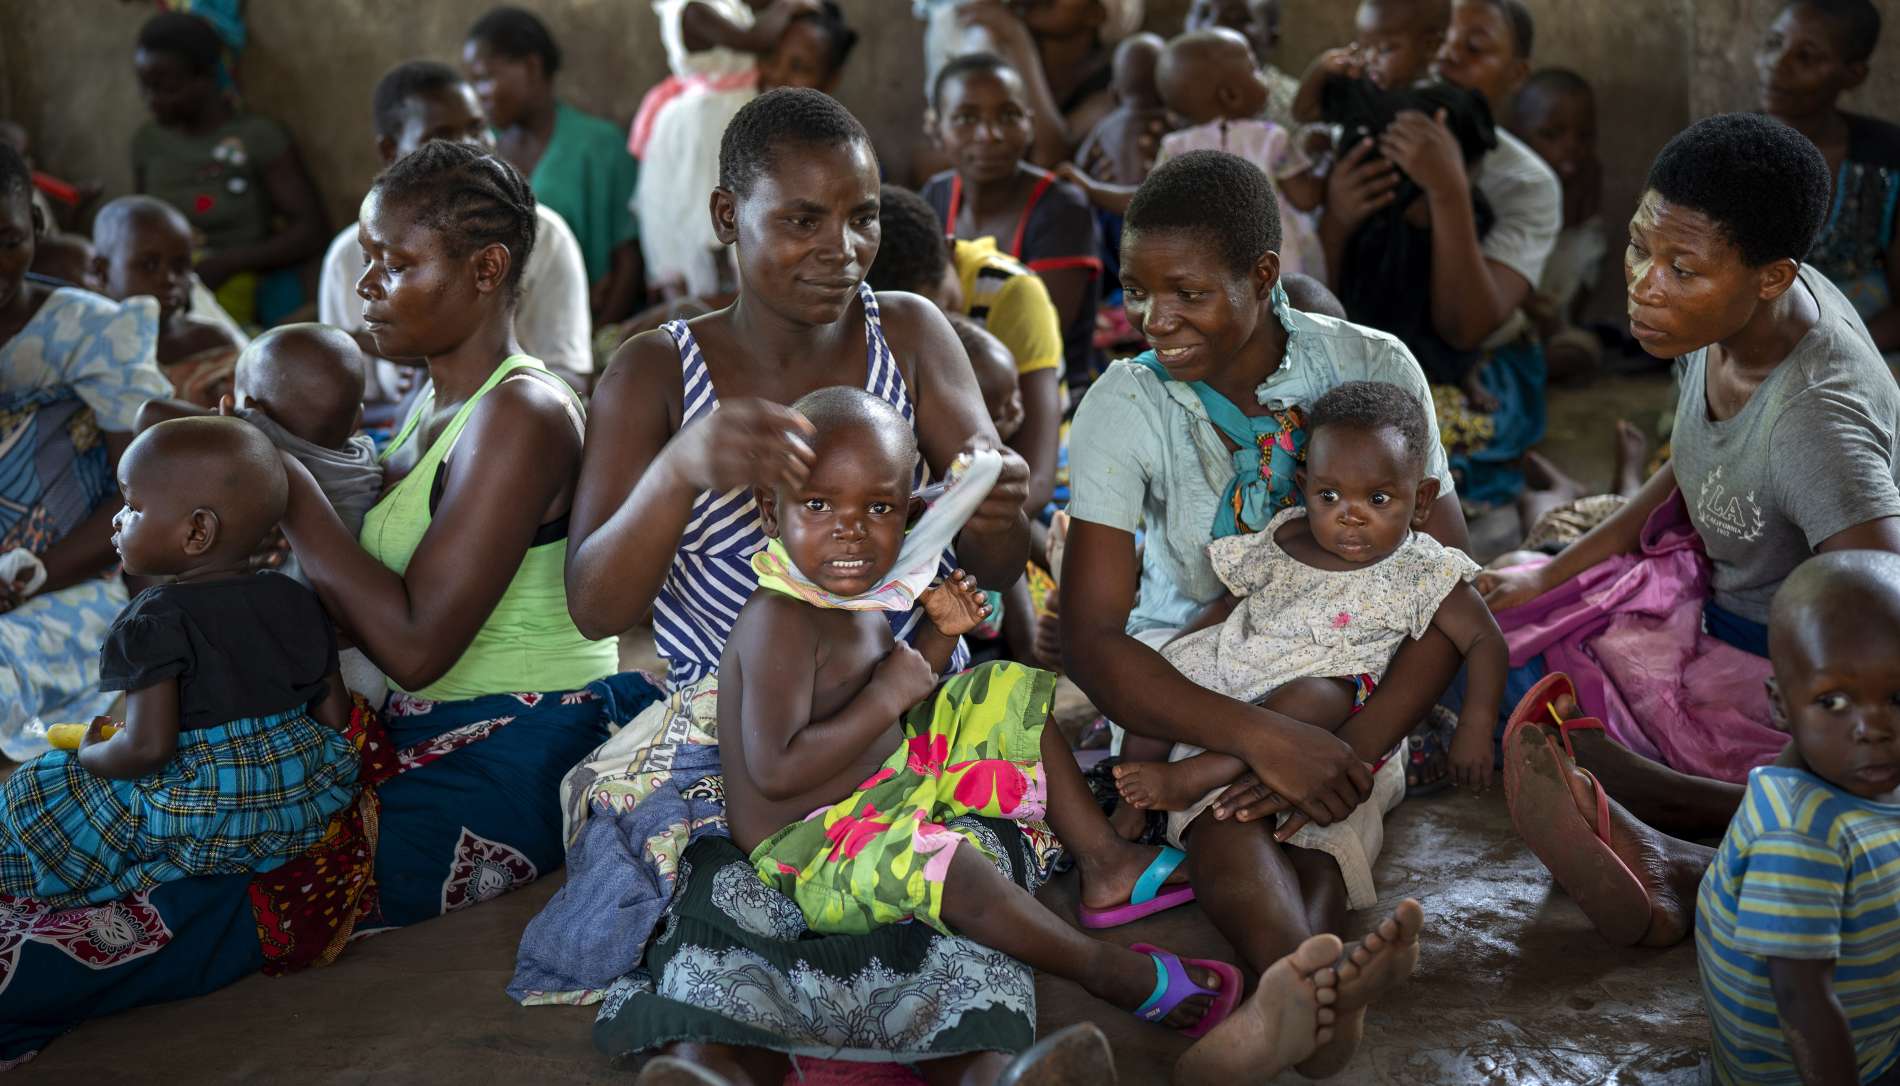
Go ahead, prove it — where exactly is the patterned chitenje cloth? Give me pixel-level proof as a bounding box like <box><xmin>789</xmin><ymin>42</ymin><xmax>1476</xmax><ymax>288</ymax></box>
<box><xmin>0</xmin><ymin>708</ymin><xmax>359</xmax><ymax>908</ymax></box>
<box><xmin>1430</xmin><ymin>338</ymin><xmax>1549</xmax><ymax>509</ymax></box>
<box><xmin>0</xmin><ymin>673</ymin><xmax>661</xmax><ymax>1063</ymax></box>
<box><xmin>752</xmin><ymin>661</ymin><xmax>1055</xmax><ymax>936</ymax></box>
<box><xmin>595</xmin><ymin>826</ymin><xmax>1045</xmax><ymax>1065</ymax></box>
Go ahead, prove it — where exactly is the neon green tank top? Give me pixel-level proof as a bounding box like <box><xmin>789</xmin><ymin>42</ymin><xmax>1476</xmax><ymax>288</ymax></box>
<box><xmin>359</xmin><ymin>355</ymin><xmax>619</xmax><ymax>701</ymax></box>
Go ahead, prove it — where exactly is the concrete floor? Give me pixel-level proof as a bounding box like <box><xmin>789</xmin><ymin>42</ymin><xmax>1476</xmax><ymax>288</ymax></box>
<box><xmin>11</xmin><ymin>369</ymin><xmax>1704</xmax><ymax>1084</ymax></box>
<box><xmin>16</xmin><ymin>789</ymin><xmax>1711</xmax><ymax>1085</ymax></box>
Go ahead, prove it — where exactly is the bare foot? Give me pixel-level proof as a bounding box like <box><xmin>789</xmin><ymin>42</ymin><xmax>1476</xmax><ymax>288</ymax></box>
<box><xmin>1114</xmin><ymin>760</ymin><xmax>1213</xmax><ymax>812</ymax></box>
<box><xmin>1521</xmin><ymin>450</ymin><xmax>1585</xmax><ymax>501</ymax></box>
<box><xmin>1091</xmin><ymin>944</ymin><xmax>1223</xmax><ymax>1031</ymax></box>
<box><xmin>1076</xmin><ymin>839</ymin><xmax>1190</xmax><ymax>911</ymax></box>
<box><xmin>1172</xmin><ymin>933</ymin><xmax>1342</xmax><ymax>1085</ymax></box>
<box><xmin>1556</xmin><ymin>696</ymin><xmax>1743</xmax><ymax>838</ymax></box>
<box><xmin>1295</xmin><ymin>899</ymin><xmax>1423</xmax><ymax>1078</ymax></box>
<box><xmin>1612</xmin><ymin>420</ymin><xmax>1649</xmax><ymax>497</ymax></box>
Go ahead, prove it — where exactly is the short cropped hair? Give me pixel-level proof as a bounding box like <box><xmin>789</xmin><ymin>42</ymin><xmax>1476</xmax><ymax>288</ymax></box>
<box><xmin>372</xmin><ymin>61</ymin><xmax>465</xmax><ymax>142</ymax></box>
<box><xmin>1646</xmin><ymin>113</ymin><xmax>1831</xmax><ymax>267</ymax></box>
<box><xmin>1468</xmin><ymin>0</ymin><xmax>1534</xmax><ymax>57</ymax></box>
<box><xmin>867</xmin><ymin>185</ymin><xmax>951</xmax><ymax>295</ymax></box>
<box><xmin>467</xmin><ymin>6</ymin><xmax>562</xmax><ymax>77</ymax></box>
<box><xmin>1306</xmin><ymin>380</ymin><xmax>1431</xmax><ymax>473</ymax></box>
<box><xmin>1124</xmin><ymin>150</ymin><xmax>1281</xmax><ymax>278</ymax></box>
<box><xmin>799</xmin><ymin>3</ymin><xmax>860</xmax><ymax>74</ymax></box>
<box><xmin>136</xmin><ymin>11</ymin><xmax>224</xmax><ymax>75</ymax></box>
<box><xmin>1795</xmin><ymin>0</ymin><xmax>1882</xmax><ymax>64</ymax></box>
<box><xmin>1519</xmin><ymin>67</ymin><xmax>1590</xmax><ymax>103</ymax></box>
<box><xmin>372</xmin><ymin>140</ymin><xmax>538</xmax><ymax>297</ymax></box>
<box><xmin>932</xmin><ymin>52</ymin><xmax>1017</xmax><ymax>113</ymax></box>
<box><xmin>717</xmin><ymin>87</ymin><xmax>874</xmax><ymax>199</ymax></box>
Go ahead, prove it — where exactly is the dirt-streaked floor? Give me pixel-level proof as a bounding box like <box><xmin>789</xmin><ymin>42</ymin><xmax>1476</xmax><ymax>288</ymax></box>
<box><xmin>14</xmin><ymin>368</ymin><xmax>1707</xmax><ymax>1084</ymax></box>
<box><xmin>18</xmin><ymin>785</ymin><xmax>1710</xmax><ymax>1085</ymax></box>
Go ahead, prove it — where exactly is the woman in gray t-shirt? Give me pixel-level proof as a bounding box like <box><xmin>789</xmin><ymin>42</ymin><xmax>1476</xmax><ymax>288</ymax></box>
<box><xmin>1480</xmin><ymin>114</ymin><xmax>1900</xmax><ymax>949</ymax></box>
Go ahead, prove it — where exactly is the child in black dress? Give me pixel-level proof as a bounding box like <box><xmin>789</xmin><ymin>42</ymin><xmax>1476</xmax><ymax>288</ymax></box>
<box><xmin>0</xmin><ymin>416</ymin><xmax>358</xmax><ymax>907</ymax></box>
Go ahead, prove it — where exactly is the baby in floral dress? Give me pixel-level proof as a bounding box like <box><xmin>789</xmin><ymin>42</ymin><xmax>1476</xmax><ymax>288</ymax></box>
<box><xmin>1117</xmin><ymin>381</ymin><xmax>1508</xmax><ymax>909</ymax></box>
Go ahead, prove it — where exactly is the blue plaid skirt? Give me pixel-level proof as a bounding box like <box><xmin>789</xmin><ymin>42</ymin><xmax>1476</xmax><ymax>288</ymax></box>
<box><xmin>0</xmin><ymin>708</ymin><xmax>359</xmax><ymax>908</ymax></box>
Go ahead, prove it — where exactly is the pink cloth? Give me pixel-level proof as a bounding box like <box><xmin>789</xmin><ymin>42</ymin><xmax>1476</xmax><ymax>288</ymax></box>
<box><xmin>1494</xmin><ymin>491</ymin><xmax>1781</xmax><ymax>784</ymax></box>
<box><xmin>627</xmin><ymin>70</ymin><xmax>756</xmax><ymax>159</ymax></box>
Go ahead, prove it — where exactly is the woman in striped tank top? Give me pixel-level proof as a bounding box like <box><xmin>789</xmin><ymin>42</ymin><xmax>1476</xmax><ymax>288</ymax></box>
<box><xmin>553</xmin><ymin>90</ymin><xmax>1086</xmax><ymax>1077</ymax></box>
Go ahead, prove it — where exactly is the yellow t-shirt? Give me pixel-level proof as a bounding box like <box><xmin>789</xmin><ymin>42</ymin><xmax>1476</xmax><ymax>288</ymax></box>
<box><xmin>953</xmin><ymin>238</ymin><xmax>1064</xmax><ymax>379</ymax></box>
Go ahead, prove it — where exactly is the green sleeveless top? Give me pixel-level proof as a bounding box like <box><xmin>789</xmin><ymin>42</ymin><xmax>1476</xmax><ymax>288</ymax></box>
<box><xmin>359</xmin><ymin>355</ymin><xmax>618</xmax><ymax>702</ymax></box>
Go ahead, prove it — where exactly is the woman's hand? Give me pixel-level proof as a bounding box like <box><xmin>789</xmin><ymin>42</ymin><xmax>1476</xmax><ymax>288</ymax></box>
<box><xmin>1235</xmin><ymin>717</ymin><xmax>1376</xmax><ymax>829</ymax></box>
<box><xmin>960</xmin><ymin>436</ymin><xmax>1031</xmax><ymax>537</ymax></box>
<box><xmin>1322</xmin><ymin>139</ymin><xmax>1401</xmax><ymax>235</ymax></box>
<box><xmin>1209</xmin><ymin>774</ymin><xmax>1314</xmax><ymax>842</ymax></box>
<box><xmin>920</xmin><ymin>570</ymin><xmax>991</xmax><ymax>637</ymax></box>
<box><xmin>0</xmin><ymin>575</ymin><xmax>30</xmax><ymax>615</ymax></box>
<box><xmin>1379</xmin><ymin>109</ymin><xmax>1468</xmax><ymax>199</ymax></box>
<box><xmin>1475</xmin><ymin>564</ymin><xmax>1550</xmax><ymax>611</ymax></box>
<box><xmin>667</xmin><ymin>398</ymin><xmax>817</xmax><ymax>495</ymax></box>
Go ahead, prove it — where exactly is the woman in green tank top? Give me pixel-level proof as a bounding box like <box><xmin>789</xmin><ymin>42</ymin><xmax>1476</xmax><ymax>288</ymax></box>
<box><xmin>274</xmin><ymin>141</ymin><xmax>644</xmax><ymax>925</ymax></box>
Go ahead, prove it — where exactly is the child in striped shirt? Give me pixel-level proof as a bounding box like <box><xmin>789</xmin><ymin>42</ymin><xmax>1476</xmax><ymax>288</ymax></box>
<box><xmin>1695</xmin><ymin>550</ymin><xmax>1900</xmax><ymax>1086</ymax></box>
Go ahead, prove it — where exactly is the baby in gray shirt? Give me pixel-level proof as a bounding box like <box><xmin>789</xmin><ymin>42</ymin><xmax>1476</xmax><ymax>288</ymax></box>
<box><xmin>137</xmin><ymin>324</ymin><xmax>385</xmax><ymax>694</ymax></box>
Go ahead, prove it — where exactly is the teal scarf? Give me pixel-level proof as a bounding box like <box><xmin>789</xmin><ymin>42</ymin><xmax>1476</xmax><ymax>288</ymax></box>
<box><xmin>1134</xmin><ymin>282</ymin><xmax>1310</xmax><ymax>539</ymax></box>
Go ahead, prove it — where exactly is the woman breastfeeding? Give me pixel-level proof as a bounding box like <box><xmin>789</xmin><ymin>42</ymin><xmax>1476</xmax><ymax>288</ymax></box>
<box><xmin>277</xmin><ymin>139</ymin><xmax>635</xmax><ymax>925</ymax></box>
<box><xmin>536</xmin><ymin>88</ymin><xmax>1134</xmax><ymax>1082</ymax></box>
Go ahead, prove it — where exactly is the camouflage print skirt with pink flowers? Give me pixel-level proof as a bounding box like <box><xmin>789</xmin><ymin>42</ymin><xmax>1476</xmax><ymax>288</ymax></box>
<box><xmin>750</xmin><ymin>661</ymin><xmax>1057</xmax><ymax>936</ymax></box>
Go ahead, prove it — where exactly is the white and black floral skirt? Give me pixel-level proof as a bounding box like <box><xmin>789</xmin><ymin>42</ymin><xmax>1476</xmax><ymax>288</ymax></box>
<box><xmin>593</xmin><ymin>820</ymin><xmax>1044</xmax><ymax>1067</ymax></box>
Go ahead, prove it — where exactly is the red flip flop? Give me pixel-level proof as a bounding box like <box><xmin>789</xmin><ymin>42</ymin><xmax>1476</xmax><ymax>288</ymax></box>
<box><xmin>1502</xmin><ymin>672</ymin><xmax>1575</xmax><ymax>806</ymax></box>
<box><xmin>1505</xmin><ymin>723</ymin><xmax>1652</xmax><ymax>947</ymax></box>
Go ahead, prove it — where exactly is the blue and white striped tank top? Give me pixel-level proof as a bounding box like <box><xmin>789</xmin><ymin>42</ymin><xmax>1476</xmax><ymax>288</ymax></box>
<box><xmin>651</xmin><ymin>283</ymin><xmax>966</xmax><ymax>689</ymax></box>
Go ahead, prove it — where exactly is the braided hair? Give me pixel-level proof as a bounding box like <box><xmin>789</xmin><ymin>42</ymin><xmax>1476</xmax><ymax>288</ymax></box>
<box><xmin>372</xmin><ymin>140</ymin><xmax>538</xmax><ymax>300</ymax></box>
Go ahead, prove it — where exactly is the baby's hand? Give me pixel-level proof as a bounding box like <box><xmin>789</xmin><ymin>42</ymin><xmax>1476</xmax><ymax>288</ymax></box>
<box><xmin>874</xmin><ymin>640</ymin><xmax>940</xmax><ymax>714</ymax></box>
<box><xmin>79</xmin><ymin>716</ymin><xmax>118</xmax><ymax>750</ymax></box>
<box><xmin>1316</xmin><ymin>44</ymin><xmax>1364</xmax><ymax>79</ymax></box>
<box><xmin>920</xmin><ymin>570</ymin><xmax>991</xmax><ymax>637</ymax></box>
<box><xmin>1450</xmin><ymin>717</ymin><xmax>1495</xmax><ymax>793</ymax></box>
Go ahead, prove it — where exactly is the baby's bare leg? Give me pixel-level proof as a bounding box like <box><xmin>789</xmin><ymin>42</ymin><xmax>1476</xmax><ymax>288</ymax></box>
<box><xmin>1116</xmin><ymin>678</ymin><xmax>1360</xmax><ymax>811</ymax></box>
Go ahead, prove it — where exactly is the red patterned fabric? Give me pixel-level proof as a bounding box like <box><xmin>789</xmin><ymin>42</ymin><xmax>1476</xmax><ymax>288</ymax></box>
<box><xmin>246</xmin><ymin>698</ymin><xmax>398</xmax><ymax>974</ymax></box>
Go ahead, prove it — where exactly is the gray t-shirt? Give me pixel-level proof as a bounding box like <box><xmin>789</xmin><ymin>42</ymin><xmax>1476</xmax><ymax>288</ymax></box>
<box><xmin>1671</xmin><ymin>266</ymin><xmax>1900</xmax><ymax>623</ymax></box>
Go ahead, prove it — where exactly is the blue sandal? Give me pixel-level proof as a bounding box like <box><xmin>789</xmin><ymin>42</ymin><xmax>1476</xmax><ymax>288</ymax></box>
<box><xmin>1128</xmin><ymin>943</ymin><xmax>1242</xmax><ymax>1039</ymax></box>
<box><xmin>1076</xmin><ymin>846</ymin><xmax>1196</xmax><ymax>928</ymax></box>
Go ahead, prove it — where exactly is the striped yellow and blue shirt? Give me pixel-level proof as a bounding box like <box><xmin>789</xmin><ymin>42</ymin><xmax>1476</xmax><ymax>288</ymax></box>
<box><xmin>1696</xmin><ymin>766</ymin><xmax>1900</xmax><ymax>1085</ymax></box>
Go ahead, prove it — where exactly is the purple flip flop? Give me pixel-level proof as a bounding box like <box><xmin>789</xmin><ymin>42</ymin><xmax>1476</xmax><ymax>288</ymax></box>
<box><xmin>1077</xmin><ymin>846</ymin><xmax>1196</xmax><ymax>929</ymax></box>
<box><xmin>1127</xmin><ymin>943</ymin><xmax>1243</xmax><ymax>1039</ymax></box>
